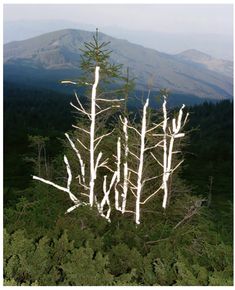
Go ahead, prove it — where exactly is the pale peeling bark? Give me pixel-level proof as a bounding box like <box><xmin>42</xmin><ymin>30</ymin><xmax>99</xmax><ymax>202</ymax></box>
<box><xmin>162</xmin><ymin>96</ymin><xmax>169</xmax><ymax>208</ymax></box>
<box><xmin>114</xmin><ymin>137</ymin><xmax>122</xmax><ymax>211</ymax></box>
<box><xmin>65</xmin><ymin>133</ymin><xmax>86</xmax><ymax>185</ymax></box>
<box><xmin>89</xmin><ymin>66</ymin><xmax>100</xmax><ymax>207</ymax></box>
<box><xmin>162</xmin><ymin>97</ymin><xmax>188</xmax><ymax>208</ymax></box>
<box><xmin>122</xmin><ymin>117</ymin><xmax>129</xmax><ymax>214</ymax></box>
<box><xmin>135</xmin><ymin>98</ymin><xmax>149</xmax><ymax>224</ymax></box>
<box><xmin>98</xmin><ymin>172</ymin><xmax>118</xmax><ymax>222</ymax></box>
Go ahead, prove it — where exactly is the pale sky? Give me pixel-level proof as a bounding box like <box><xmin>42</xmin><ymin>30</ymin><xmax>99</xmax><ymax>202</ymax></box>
<box><xmin>4</xmin><ymin>4</ymin><xmax>233</xmax><ymax>35</ymax></box>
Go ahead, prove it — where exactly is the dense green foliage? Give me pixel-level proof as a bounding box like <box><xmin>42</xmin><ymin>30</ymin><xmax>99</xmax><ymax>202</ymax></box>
<box><xmin>4</xmin><ymin>184</ymin><xmax>233</xmax><ymax>286</ymax></box>
<box><xmin>80</xmin><ymin>28</ymin><xmax>123</xmax><ymax>86</ymax></box>
<box><xmin>182</xmin><ymin>100</ymin><xmax>233</xmax><ymax>240</ymax></box>
<box><xmin>183</xmin><ymin>100</ymin><xmax>233</xmax><ymax>201</ymax></box>
<box><xmin>4</xmin><ymin>83</ymin><xmax>74</xmax><ymax>198</ymax></box>
<box><xmin>4</xmin><ymin>87</ymin><xmax>233</xmax><ymax>285</ymax></box>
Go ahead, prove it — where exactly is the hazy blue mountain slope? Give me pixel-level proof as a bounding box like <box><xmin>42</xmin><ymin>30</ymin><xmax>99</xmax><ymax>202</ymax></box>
<box><xmin>176</xmin><ymin>49</ymin><xmax>233</xmax><ymax>78</ymax></box>
<box><xmin>4</xmin><ymin>29</ymin><xmax>233</xmax><ymax>100</ymax></box>
<box><xmin>4</xmin><ymin>20</ymin><xmax>233</xmax><ymax>61</ymax></box>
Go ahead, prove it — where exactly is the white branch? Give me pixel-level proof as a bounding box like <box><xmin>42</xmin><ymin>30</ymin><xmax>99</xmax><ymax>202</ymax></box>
<box><xmin>172</xmin><ymin>151</ymin><xmax>182</xmax><ymax>154</ymax></box>
<box><xmin>152</xmin><ymin>133</ymin><xmax>171</xmax><ymax>137</ymax></box>
<box><xmin>74</xmin><ymin>91</ymin><xmax>87</xmax><ymax>114</ymax></box>
<box><xmin>72</xmin><ymin>125</ymin><xmax>90</xmax><ymax>135</ymax></box>
<box><xmin>61</xmin><ymin>80</ymin><xmax>77</xmax><ymax>85</ymax></box>
<box><xmin>129</xmin><ymin>186</ymin><xmax>137</xmax><ymax>198</ymax></box>
<box><xmin>146</xmin><ymin>120</ymin><xmax>164</xmax><ymax>133</ymax></box>
<box><xmin>76</xmin><ymin>175</ymin><xmax>90</xmax><ymax>191</ymax></box>
<box><xmin>128</xmin><ymin>179</ymin><xmax>138</xmax><ymax>190</ymax></box>
<box><xmin>123</xmin><ymin>210</ymin><xmax>135</xmax><ymax>214</ymax></box>
<box><xmin>94</xmin><ymin>152</ymin><xmax>103</xmax><ymax>178</ymax></box>
<box><xmin>66</xmin><ymin>201</ymin><xmax>88</xmax><ymax>214</ymax></box>
<box><xmin>144</xmin><ymin>140</ymin><xmax>164</xmax><ymax>152</ymax></box>
<box><xmin>96</xmin><ymin>98</ymin><xmax>125</xmax><ymax>102</ymax></box>
<box><xmin>94</xmin><ymin>129</ymin><xmax>114</xmax><ymax>151</ymax></box>
<box><xmin>143</xmin><ymin>174</ymin><xmax>162</xmax><ymax>184</ymax></box>
<box><xmin>175</xmin><ymin>133</ymin><xmax>185</xmax><ymax>138</ymax></box>
<box><xmin>70</xmin><ymin>102</ymin><xmax>91</xmax><ymax>120</ymax></box>
<box><xmin>119</xmin><ymin>116</ymin><xmax>141</xmax><ymax>136</ymax></box>
<box><xmin>33</xmin><ymin>155</ymin><xmax>79</xmax><ymax>205</ymax></box>
<box><xmin>171</xmin><ymin>159</ymin><xmax>184</xmax><ymax>173</ymax></box>
<box><xmin>172</xmin><ymin>118</ymin><xmax>177</xmax><ymax>133</ymax></box>
<box><xmin>64</xmin><ymin>155</ymin><xmax>72</xmax><ymax>191</ymax></box>
<box><xmin>129</xmin><ymin>150</ymin><xmax>140</xmax><ymax>160</ymax></box>
<box><xmin>33</xmin><ymin>175</ymin><xmax>77</xmax><ymax>203</ymax></box>
<box><xmin>96</xmin><ymin>106</ymin><xmax>113</xmax><ymax>116</ymax></box>
<box><xmin>96</xmin><ymin>105</ymin><xmax>120</xmax><ymax>117</ymax></box>
<box><xmin>65</xmin><ymin>133</ymin><xmax>86</xmax><ymax>184</ymax></box>
<box><xmin>77</xmin><ymin>138</ymin><xmax>89</xmax><ymax>151</ymax></box>
<box><xmin>94</xmin><ymin>129</ymin><xmax>114</xmax><ymax>142</ymax></box>
<box><xmin>140</xmin><ymin>186</ymin><xmax>162</xmax><ymax>205</ymax></box>
<box><xmin>99</xmin><ymin>164</ymin><xmax>115</xmax><ymax>172</ymax></box>
<box><xmin>96</xmin><ymin>103</ymin><xmax>101</xmax><ymax>110</ymax></box>
<box><xmin>150</xmin><ymin>152</ymin><xmax>164</xmax><ymax>168</ymax></box>
<box><xmin>176</xmin><ymin>104</ymin><xmax>185</xmax><ymax>132</ymax></box>
<box><xmin>128</xmin><ymin>168</ymin><xmax>138</xmax><ymax>175</ymax></box>
<box><xmin>183</xmin><ymin>112</ymin><xmax>189</xmax><ymax>127</ymax></box>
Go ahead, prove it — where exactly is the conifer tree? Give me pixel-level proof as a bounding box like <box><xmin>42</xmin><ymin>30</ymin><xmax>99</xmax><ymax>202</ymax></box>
<box><xmin>80</xmin><ymin>28</ymin><xmax>122</xmax><ymax>86</ymax></box>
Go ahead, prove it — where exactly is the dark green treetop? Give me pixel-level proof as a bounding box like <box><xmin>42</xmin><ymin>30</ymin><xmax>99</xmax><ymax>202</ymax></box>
<box><xmin>80</xmin><ymin>28</ymin><xmax>123</xmax><ymax>86</ymax></box>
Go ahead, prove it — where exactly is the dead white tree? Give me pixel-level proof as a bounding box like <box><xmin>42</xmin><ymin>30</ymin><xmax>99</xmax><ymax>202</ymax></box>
<box><xmin>118</xmin><ymin>94</ymin><xmax>188</xmax><ymax>224</ymax></box>
<box><xmin>160</xmin><ymin>96</ymin><xmax>189</xmax><ymax>208</ymax></box>
<box><xmin>114</xmin><ymin>137</ymin><xmax>122</xmax><ymax>212</ymax></box>
<box><xmin>113</xmin><ymin>119</ymin><xmax>130</xmax><ymax>214</ymax></box>
<box><xmin>33</xmin><ymin>65</ymin><xmax>188</xmax><ymax>225</ymax></box>
<box><xmin>119</xmin><ymin>95</ymin><xmax>163</xmax><ymax>224</ymax></box>
<box><xmin>33</xmin><ymin>66</ymin><xmax>124</xmax><ymax>220</ymax></box>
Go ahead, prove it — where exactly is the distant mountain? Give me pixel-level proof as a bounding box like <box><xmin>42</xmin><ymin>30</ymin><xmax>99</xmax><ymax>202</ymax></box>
<box><xmin>3</xmin><ymin>20</ymin><xmax>96</xmax><ymax>44</ymax></box>
<box><xmin>102</xmin><ymin>26</ymin><xmax>233</xmax><ymax>61</ymax></box>
<box><xmin>4</xmin><ymin>29</ymin><xmax>233</xmax><ymax>100</ymax></box>
<box><xmin>4</xmin><ymin>20</ymin><xmax>233</xmax><ymax>61</ymax></box>
<box><xmin>176</xmin><ymin>49</ymin><xmax>233</xmax><ymax>78</ymax></box>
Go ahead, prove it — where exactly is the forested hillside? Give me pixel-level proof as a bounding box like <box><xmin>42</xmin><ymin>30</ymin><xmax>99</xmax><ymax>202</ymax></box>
<box><xmin>4</xmin><ymin>83</ymin><xmax>233</xmax><ymax>285</ymax></box>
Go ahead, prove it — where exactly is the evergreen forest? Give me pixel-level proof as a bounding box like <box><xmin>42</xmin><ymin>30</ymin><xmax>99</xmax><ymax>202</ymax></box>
<box><xmin>3</xmin><ymin>35</ymin><xmax>233</xmax><ymax>286</ymax></box>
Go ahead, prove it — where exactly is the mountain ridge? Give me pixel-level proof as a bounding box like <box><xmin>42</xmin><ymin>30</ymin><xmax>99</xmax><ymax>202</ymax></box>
<box><xmin>4</xmin><ymin>19</ymin><xmax>233</xmax><ymax>60</ymax></box>
<box><xmin>176</xmin><ymin>49</ymin><xmax>233</xmax><ymax>78</ymax></box>
<box><xmin>4</xmin><ymin>28</ymin><xmax>233</xmax><ymax>100</ymax></box>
